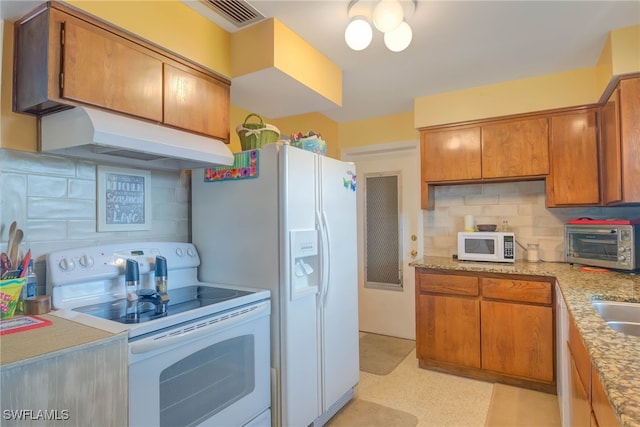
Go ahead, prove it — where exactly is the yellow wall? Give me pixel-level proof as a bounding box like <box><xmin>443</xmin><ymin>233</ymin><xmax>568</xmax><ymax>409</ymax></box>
<box><xmin>231</xmin><ymin>20</ymin><xmax>275</xmax><ymax>77</ymax></box>
<box><xmin>1</xmin><ymin>21</ymin><xmax>37</xmax><ymax>151</ymax></box>
<box><xmin>414</xmin><ymin>24</ymin><xmax>640</xmax><ymax>129</ymax></box>
<box><xmin>414</xmin><ymin>68</ymin><xmax>600</xmax><ymax>128</ymax></box>
<box><xmin>610</xmin><ymin>25</ymin><xmax>640</xmax><ymax>76</ymax></box>
<box><xmin>596</xmin><ymin>31</ymin><xmax>614</xmax><ymax>95</ymax></box>
<box><xmin>230</xmin><ymin>108</ymin><xmax>340</xmax><ymax>159</ymax></box>
<box><xmin>340</xmin><ymin>112</ymin><xmax>418</xmax><ymax>149</ymax></box>
<box><xmin>596</xmin><ymin>25</ymin><xmax>640</xmax><ymax>96</ymax></box>
<box><xmin>3</xmin><ymin>1</ymin><xmax>638</xmax><ymax>156</ymax></box>
<box><xmin>272</xmin><ymin>113</ymin><xmax>340</xmax><ymax>158</ymax></box>
<box><xmin>232</xmin><ymin>19</ymin><xmax>341</xmax><ymax>107</ymax></box>
<box><xmin>272</xmin><ymin>20</ymin><xmax>342</xmax><ymax>107</ymax></box>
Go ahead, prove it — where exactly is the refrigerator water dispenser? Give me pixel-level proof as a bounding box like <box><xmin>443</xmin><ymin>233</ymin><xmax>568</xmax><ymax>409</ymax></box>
<box><xmin>290</xmin><ymin>229</ymin><xmax>319</xmax><ymax>300</ymax></box>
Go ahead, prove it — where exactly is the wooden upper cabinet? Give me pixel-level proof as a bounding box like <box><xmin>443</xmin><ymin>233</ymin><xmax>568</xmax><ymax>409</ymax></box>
<box><xmin>164</xmin><ymin>64</ymin><xmax>230</xmax><ymax>140</ymax></box>
<box><xmin>13</xmin><ymin>7</ymin><xmax>66</xmax><ymax>115</ymax></box>
<box><xmin>546</xmin><ymin>110</ymin><xmax>600</xmax><ymax>207</ymax></box>
<box><xmin>13</xmin><ymin>2</ymin><xmax>231</xmax><ymax>142</ymax></box>
<box><xmin>421</xmin><ymin>127</ymin><xmax>481</xmax><ymax>182</ymax></box>
<box><xmin>481</xmin><ymin>118</ymin><xmax>549</xmax><ymax>179</ymax></box>
<box><xmin>601</xmin><ymin>78</ymin><xmax>640</xmax><ymax>205</ymax></box>
<box><xmin>618</xmin><ymin>78</ymin><xmax>640</xmax><ymax>203</ymax></box>
<box><xmin>601</xmin><ymin>88</ymin><xmax>622</xmax><ymax>205</ymax></box>
<box><xmin>419</xmin><ymin>116</ymin><xmax>552</xmax><ymax>209</ymax></box>
<box><xmin>62</xmin><ymin>15</ymin><xmax>163</xmax><ymax>122</ymax></box>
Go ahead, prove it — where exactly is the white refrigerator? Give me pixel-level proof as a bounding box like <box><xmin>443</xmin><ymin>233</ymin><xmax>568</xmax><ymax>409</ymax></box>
<box><xmin>191</xmin><ymin>143</ymin><xmax>359</xmax><ymax>427</ymax></box>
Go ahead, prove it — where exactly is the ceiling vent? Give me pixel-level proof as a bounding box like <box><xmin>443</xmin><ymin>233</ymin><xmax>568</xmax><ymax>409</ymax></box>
<box><xmin>201</xmin><ymin>0</ymin><xmax>264</xmax><ymax>28</ymax></box>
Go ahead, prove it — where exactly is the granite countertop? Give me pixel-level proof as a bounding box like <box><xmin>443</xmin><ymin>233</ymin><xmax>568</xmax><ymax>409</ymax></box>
<box><xmin>410</xmin><ymin>257</ymin><xmax>640</xmax><ymax>427</ymax></box>
<box><xmin>0</xmin><ymin>313</ymin><xmax>122</xmax><ymax>368</ymax></box>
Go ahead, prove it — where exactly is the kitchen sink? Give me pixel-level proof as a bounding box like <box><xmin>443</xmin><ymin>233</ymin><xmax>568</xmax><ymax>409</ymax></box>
<box><xmin>606</xmin><ymin>321</ymin><xmax>640</xmax><ymax>337</ymax></box>
<box><xmin>592</xmin><ymin>300</ymin><xmax>640</xmax><ymax>337</ymax></box>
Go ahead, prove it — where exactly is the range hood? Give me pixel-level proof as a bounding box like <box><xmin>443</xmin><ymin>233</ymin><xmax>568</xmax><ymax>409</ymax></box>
<box><xmin>40</xmin><ymin>106</ymin><xmax>235</xmax><ymax>171</ymax></box>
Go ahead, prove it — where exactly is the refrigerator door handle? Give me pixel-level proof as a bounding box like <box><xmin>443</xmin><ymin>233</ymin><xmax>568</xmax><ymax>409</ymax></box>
<box><xmin>320</xmin><ymin>210</ymin><xmax>332</xmax><ymax>307</ymax></box>
<box><xmin>316</xmin><ymin>209</ymin><xmax>328</xmax><ymax>303</ymax></box>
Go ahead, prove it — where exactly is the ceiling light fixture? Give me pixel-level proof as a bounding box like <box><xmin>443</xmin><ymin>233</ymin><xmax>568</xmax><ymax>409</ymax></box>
<box><xmin>345</xmin><ymin>0</ymin><xmax>417</xmax><ymax>53</ymax></box>
<box><xmin>345</xmin><ymin>16</ymin><xmax>373</xmax><ymax>50</ymax></box>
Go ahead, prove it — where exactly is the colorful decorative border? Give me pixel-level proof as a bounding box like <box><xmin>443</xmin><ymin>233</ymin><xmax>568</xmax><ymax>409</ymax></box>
<box><xmin>204</xmin><ymin>150</ymin><xmax>259</xmax><ymax>182</ymax></box>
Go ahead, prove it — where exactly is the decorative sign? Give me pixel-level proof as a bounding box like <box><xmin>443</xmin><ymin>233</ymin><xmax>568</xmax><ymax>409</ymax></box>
<box><xmin>97</xmin><ymin>166</ymin><xmax>151</xmax><ymax>232</ymax></box>
<box><xmin>205</xmin><ymin>149</ymin><xmax>259</xmax><ymax>182</ymax></box>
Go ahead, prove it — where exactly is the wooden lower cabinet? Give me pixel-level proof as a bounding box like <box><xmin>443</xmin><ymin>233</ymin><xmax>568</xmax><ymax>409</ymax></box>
<box><xmin>481</xmin><ymin>301</ymin><xmax>554</xmax><ymax>382</ymax></box>
<box><xmin>567</xmin><ymin>313</ymin><xmax>620</xmax><ymax>427</ymax></box>
<box><xmin>417</xmin><ymin>294</ymin><xmax>481</xmax><ymax>368</ymax></box>
<box><xmin>415</xmin><ymin>269</ymin><xmax>555</xmax><ymax>392</ymax></box>
<box><xmin>569</xmin><ymin>348</ymin><xmax>592</xmax><ymax>427</ymax></box>
<box><xmin>592</xmin><ymin>365</ymin><xmax>620</xmax><ymax>427</ymax></box>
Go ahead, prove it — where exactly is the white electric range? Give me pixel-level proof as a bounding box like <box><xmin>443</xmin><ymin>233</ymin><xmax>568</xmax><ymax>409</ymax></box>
<box><xmin>47</xmin><ymin>241</ymin><xmax>271</xmax><ymax>427</ymax></box>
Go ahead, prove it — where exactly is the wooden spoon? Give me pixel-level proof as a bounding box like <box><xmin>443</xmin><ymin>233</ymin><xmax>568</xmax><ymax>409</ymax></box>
<box><xmin>8</xmin><ymin>229</ymin><xmax>23</xmax><ymax>268</ymax></box>
<box><xmin>8</xmin><ymin>221</ymin><xmax>16</xmax><ymax>244</ymax></box>
<box><xmin>7</xmin><ymin>221</ymin><xmax>16</xmax><ymax>257</ymax></box>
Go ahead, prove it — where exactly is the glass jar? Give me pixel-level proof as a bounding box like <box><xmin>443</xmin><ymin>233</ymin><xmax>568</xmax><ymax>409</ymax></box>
<box><xmin>526</xmin><ymin>243</ymin><xmax>540</xmax><ymax>262</ymax></box>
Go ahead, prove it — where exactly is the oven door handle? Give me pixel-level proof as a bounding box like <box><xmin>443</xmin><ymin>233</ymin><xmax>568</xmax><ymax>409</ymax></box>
<box><xmin>129</xmin><ymin>301</ymin><xmax>270</xmax><ymax>354</ymax></box>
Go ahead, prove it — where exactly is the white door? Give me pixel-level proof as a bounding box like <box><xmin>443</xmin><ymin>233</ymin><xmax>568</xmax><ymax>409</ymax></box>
<box><xmin>343</xmin><ymin>141</ymin><xmax>421</xmax><ymax>340</ymax></box>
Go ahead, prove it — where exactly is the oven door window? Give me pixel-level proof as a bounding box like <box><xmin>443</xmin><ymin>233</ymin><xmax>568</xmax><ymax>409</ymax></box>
<box><xmin>160</xmin><ymin>335</ymin><xmax>254</xmax><ymax>427</ymax></box>
<box><xmin>569</xmin><ymin>232</ymin><xmax>618</xmax><ymax>262</ymax></box>
<box><xmin>465</xmin><ymin>238</ymin><xmax>496</xmax><ymax>255</ymax></box>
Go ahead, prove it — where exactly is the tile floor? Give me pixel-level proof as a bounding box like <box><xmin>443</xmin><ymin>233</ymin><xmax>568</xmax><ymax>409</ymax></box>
<box><xmin>351</xmin><ymin>347</ymin><xmax>562</xmax><ymax>427</ymax></box>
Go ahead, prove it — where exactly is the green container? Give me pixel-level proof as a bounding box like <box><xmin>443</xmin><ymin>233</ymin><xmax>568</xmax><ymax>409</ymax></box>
<box><xmin>236</xmin><ymin>114</ymin><xmax>280</xmax><ymax>151</ymax></box>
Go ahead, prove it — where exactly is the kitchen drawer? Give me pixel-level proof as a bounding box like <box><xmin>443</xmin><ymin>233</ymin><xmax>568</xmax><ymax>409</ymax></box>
<box><xmin>481</xmin><ymin>277</ymin><xmax>552</xmax><ymax>304</ymax></box>
<box><xmin>417</xmin><ymin>272</ymin><xmax>479</xmax><ymax>296</ymax></box>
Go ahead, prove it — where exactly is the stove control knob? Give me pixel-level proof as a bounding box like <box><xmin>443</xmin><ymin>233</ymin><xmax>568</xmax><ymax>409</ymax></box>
<box><xmin>618</xmin><ymin>254</ymin><xmax>627</xmax><ymax>262</ymax></box>
<box><xmin>187</xmin><ymin>247</ymin><xmax>195</xmax><ymax>257</ymax></box>
<box><xmin>176</xmin><ymin>248</ymin><xmax>184</xmax><ymax>257</ymax></box>
<box><xmin>59</xmin><ymin>258</ymin><xmax>75</xmax><ymax>271</ymax></box>
<box><xmin>79</xmin><ymin>255</ymin><xmax>94</xmax><ymax>268</ymax></box>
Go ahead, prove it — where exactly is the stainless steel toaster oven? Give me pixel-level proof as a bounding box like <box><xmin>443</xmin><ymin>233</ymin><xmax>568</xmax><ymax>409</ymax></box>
<box><xmin>565</xmin><ymin>224</ymin><xmax>639</xmax><ymax>271</ymax></box>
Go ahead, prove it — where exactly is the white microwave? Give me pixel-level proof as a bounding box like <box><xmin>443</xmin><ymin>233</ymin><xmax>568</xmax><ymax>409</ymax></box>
<box><xmin>457</xmin><ymin>232</ymin><xmax>516</xmax><ymax>263</ymax></box>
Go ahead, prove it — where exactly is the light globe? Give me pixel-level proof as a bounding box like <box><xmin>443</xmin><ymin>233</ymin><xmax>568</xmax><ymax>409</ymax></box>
<box><xmin>345</xmin><ymin>17</ymin><xmax>373</xmax><ymax>51</ymax></box>
<box><xmin>373</xmin><ymin>0</ymin><xmax>404</xmax><ymax>33</ymax></box>
<box><xmin>384</xmin><ymin>21</ymin><xmax>412</xmax><ymax>52</ymax></box>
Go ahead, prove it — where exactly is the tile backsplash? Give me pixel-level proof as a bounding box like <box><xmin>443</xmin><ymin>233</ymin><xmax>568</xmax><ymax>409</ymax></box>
<box><xmin>0</xmin><ymin>149</ymin><xmax>191</xmax><ymax>269</ymax></box>
<box><xmin>422</xmin><ymin>181</ymin><xmax>640</xmax><ymax>262</ymax></box>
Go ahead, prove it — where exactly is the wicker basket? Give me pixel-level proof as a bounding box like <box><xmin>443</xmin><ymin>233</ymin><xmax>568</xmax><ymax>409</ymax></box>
<box><xmin>236</xmin><ymin>114</ymin><xmax>280</xmax><ymax>151</ymax></box>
